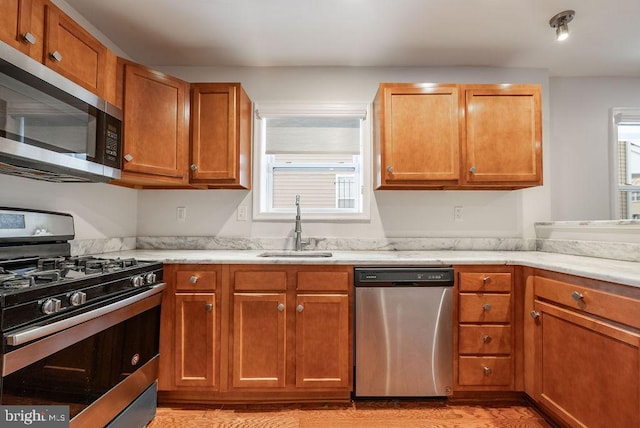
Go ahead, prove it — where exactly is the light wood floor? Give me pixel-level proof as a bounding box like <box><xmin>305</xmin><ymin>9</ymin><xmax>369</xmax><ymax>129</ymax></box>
<box><xmin>149</xmin><ymin>401</ymin><xmax>553</xmax><ymax>428</ymax></box>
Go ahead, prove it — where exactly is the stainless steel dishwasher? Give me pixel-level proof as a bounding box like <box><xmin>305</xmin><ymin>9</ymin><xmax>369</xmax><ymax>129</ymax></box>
<box><xmin>354</xmin><ymin>267</ymin><xmax>454</xmax><ymax>397</ymax></box>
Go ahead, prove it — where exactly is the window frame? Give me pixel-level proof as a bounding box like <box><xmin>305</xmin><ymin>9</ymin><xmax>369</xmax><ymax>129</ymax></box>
<box><xmin>610</xmin><ymin>108</ymin><xmax>640</xmax><ymax>219</ymax></box>
<box><xmin>252</xmin><ymin>102</ymin><xmax>371</xmax><ymax>221</ymax></box>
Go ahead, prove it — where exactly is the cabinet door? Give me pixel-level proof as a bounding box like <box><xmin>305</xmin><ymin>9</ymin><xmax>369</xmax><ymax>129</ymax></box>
<box><xmin>0</xmin><ymin>0</ymin><xmax>29</xmax><ymax>51</ymax></box>
<box><xmin>463</xmin><ymin>86</ymin><xmax>542</xmax><ymax>186</ymax></box>
<box><xmin>295</xmin><ymin>294</ymin><xmax>350</xmax><ymax>389</ymax></box>
<box><xmin>174</xmin><ymin>293</ymin><xmax>217</xmax><ymax>388</ymax></box>
<box><xmin>231</xmin><ymin>293</ymin><xmax>286</xmax><ymax>389</ymax></box>
<box><xmin>43</xmin><ymin>4</ymin><xmax>108</xmax><ymax>97</ymax></box>
<box><xmin>375</xmin><ymin>84</ymin><xmax>460</xmax><ymax>188</ymax></box>
<box><xmin>534</xmin><ymin>300</ymin><xmax>640</xmax><ymax>428</ymax></box>
<box><xmin>120</xmin><ymin>61</ymin><xmax>188</xmax><ymax>184</ymax></box>
<box><xmin>190</xmin><ymin>83</ymin><xmax>251</xmax><ymax>188</ymax></box>
<box><xmin>0</xmin><ymin>0</ymin><xmax>45</xmax><ymax>60</ymax></box>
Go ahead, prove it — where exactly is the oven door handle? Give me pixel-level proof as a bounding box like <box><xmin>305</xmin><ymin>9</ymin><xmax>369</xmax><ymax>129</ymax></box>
<box><xmin>5</xmin><ymin>283</ymin><xmax>166</xmax><ymax>346</ymax></box>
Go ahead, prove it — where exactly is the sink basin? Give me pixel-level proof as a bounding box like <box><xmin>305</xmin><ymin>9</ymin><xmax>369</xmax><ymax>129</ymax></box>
<box><xmin>258</xmin><ymin>251</ymin><xmax>333</xmax><ymax>258</ymax></box>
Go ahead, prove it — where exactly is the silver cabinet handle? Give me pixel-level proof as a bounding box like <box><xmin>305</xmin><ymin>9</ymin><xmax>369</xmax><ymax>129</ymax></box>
<box><xmin>204</xmin><ymin>303</ymin><xmax>213</xmax><ymax>312</ymax></box>
<box><xmin>124</xmin><ymin>154</ymin><xmax>134</xmax><ymax>162</ymax></box>
<box><xmin>22</xmin><ymin>32</ymin><xmax>36</xmax><ymax>45</ymax></box>
<box><xmin>530</xmin><ymin>310</ymin><xmax>541</xmax><ymax>319</ymax></box>
<box><xmin>386</xmin><ymin>166</ymin><xmax>393</xmax><ymax>173</ymax></box>
<box><xmin>189</xmin><ymin>275</ymin><xmax>199</xmax><ymax>284</ymax></box>
<box><xmin>482</xmin><ymin>275</ymin><xmax>490</xmax><ymax>283</ymax></box>
<box><xmin>469</xmin><ymin>166</ymin><xmax>477</xmax><ymax>174</ymax></box>
<box><xmin>571</xmin><ymin>291</ymin><xmax>584</xmax><ymax>301</ymax></box>
<box><xmin>277</xmin><ymin>303</ymin><xmax>285</xmax><ymax>312</ymax></box>
<box><xmin>190</xmin><ymin>164</ymin><xmax>198</xmax><ymax>171</ymax></box>
<box><xmin>483</xmin><ymin>366</ymin><xmax>492</xmax><ymax>376</ymax></box>
<box><xmin>482</xmin><ymin>304</ymin><xmax>492</xmax><ymax>311</ymax></box>
<box><xmin>49</xmin><ymin>50</ymin><xmax>63</xmax><ymax>62</ymax></box>
<box><xmin>482</xmin><ymin>335</ymin><xmax>492</xmax><ymax>343</ymax></box>
<box><xmin>296</xmin><ymin>304</ymin><xmax>304</xmax><ymax>312</ymax></box>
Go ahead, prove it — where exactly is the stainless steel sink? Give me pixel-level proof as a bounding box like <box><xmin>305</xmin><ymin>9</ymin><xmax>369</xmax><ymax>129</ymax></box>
<box><xmin>258</xmin><ymin>251</ymin><xmax>333</xmax><ymax>258</ymax></box>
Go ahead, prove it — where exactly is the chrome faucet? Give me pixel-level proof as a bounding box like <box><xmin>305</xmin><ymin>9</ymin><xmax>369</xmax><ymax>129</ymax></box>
<box><xmin>294</xmin><ymin>195</ymin><xmax>304</xmax><ymax>251</ymax></box>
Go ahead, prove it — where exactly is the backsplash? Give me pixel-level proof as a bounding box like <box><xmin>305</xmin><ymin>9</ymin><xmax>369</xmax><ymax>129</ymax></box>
<box><xmin>134</xmin><ymin>236</ymin><xmax>535</xmax><ymax>251</ymax></box>
<box><xmin>70</xmin><ymin>237</ymin><xmax>136</xmax><ymax>256</ymax></box>
<box><xmin>535</xmin><ymin>220</ymin><xmax>640</xmax><ymax>263</ymax></box>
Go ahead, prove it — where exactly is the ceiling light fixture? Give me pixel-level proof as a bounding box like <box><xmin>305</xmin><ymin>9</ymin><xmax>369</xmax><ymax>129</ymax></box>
<box><xmin>549</xmin><ymin>10</ymin><xmax>575</xmax><ymax>41</ymax></box>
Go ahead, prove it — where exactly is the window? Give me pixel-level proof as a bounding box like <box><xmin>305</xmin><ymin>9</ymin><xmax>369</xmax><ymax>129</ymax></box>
<box><xmin>611</xmin><ymin>109</ymin><xmax>640</xmax><ymax>219</ymax></box>
<box><xmin>253</xmin><ymin>103</ymin><xmax>370</xmax><ymax>220</ymax></box>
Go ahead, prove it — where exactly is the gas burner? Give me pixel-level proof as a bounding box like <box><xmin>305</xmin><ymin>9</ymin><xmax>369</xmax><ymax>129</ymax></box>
<box><xmin>107</xmin><ymin>258</ymin><xmax>138</xmax><ymax>270</ymax></box>
<box><xmin>24</xmin><ymin>269</ymin><xmax>61</xmax><ymax>283</ymax></box>
<box><xmin>0</xmin><ymin>274</ymin><xmax>34</xmax><ymax>289</ymax></box>
<box><xmin>37</xmin><ymin>257</ymin><xmax>66</xmax><ymax>272</ymax></box>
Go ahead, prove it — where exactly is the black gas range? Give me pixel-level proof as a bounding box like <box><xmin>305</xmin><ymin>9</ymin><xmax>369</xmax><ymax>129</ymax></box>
<box><xmin>0</xmin><ymin>207</ymin><xmax>164</xmax><ymax>428</ymax></box>
<box><xmin>0</xmin><ymin>254</ymin><xmax>163</xmax><ymax>335</ymax></box>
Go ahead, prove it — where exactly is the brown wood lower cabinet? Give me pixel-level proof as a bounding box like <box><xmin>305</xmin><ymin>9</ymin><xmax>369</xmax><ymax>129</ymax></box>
<box><xmin>530</xmin><ymin>271</ymin><xmax>640</xmax><ymax>428</ymax></box>
<box><xmin>454</xmin><ymin>266</ymin><xmax>516</xmax><ymax>392</ymax></box>
<box><xmin>159</xmin><ymin>263</ymin><xmax>352</xmax><ymax>403</ymax></box>
<box><xmin>295</xmin><ymin>293</ymin><xmax>350</xmax><ymax>389</ymax></box>
<box><xmin>174</xmin><ymin>293</ymin><xmax>217</xmax><ymax>388</ymax></box>
<box><xmin>231</xmin><ymin>292</ymin><xmax>287</xmax><ymax>389</ymax></box>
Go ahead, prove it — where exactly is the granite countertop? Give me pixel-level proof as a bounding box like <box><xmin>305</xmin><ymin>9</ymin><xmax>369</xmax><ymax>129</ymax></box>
<box><xmin>95</xmin><ymin>249</ymin><xmax>640</xmax><ymax>288</ymax></box>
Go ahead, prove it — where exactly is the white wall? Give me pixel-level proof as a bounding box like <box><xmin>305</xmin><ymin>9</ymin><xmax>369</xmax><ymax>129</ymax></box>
<box><xmin>0</xmin><ymin>175</ymin><xmax>138</xmax><ymax>239</ymax></box>
<box><xmin>136</xmin><ymin>66</ymin><xmax>551</xmax><ymax>240</ymax></box>
<box><xmin>549</xmin><ymin>77</ymin><xmax>640</xmax><ymax>220</ymax></box>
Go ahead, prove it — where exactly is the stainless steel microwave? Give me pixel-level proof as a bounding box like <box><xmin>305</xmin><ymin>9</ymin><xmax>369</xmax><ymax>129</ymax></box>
<box><xmin>0</xmin><ymin>41</ymin><xmax>122</xmax><ymax>183</ymax></box>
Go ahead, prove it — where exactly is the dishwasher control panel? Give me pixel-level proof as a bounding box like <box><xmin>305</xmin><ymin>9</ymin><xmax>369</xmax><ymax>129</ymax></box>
<box><xmin>354</xmin><ymin>267</ymin><xmax>454</xmax><ymax>286</ymax></box>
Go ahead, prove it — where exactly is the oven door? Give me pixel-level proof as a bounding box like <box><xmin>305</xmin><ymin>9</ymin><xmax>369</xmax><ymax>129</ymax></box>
<box><xmin>1</xmin><ymin>284</ymin><xmax>164</xmax><ymax>427</ymax></box>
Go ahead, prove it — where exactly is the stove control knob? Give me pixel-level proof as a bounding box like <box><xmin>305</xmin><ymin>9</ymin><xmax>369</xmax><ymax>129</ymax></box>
<box><xmin>145</xmin><ymin>272</ymin><xmax>157</xmax><ymax>284</ymax></box>
<box><xmin>131</xmin><ymin>275</ymin><xmax>144</xmax><ymax>288</ymax></box>
<box><xmin>69</xmin><ymin>291</ymin><xmax>87</xmax><ymax>307</ymax></box>
<box><xmin>42</xmin><ymin>298</ymin><xmax>61</xmax><ymax>315</ymax></box>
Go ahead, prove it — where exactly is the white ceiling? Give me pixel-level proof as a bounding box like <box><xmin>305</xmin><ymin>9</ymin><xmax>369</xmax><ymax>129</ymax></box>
<box><xmin>62</xmin><ymin>0</ymin><xmax>640</xmax><ymax>77</ymax></box>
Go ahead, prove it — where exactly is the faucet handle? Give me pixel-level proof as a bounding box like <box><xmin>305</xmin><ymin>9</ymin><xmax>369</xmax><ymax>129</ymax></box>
<box><xmin>295</xmin><ymin>195</ymin><xmax>300</xmax><ymax>205</ymax></box>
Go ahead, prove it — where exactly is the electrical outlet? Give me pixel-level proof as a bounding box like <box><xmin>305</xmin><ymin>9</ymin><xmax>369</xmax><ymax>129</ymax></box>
<box><xmin>237</xmin><ymin>206</ymin><xmax>248</xmax><ymax>221</ymax></box>
<box><xmin>454</xmin><ymin>206</ymin><xmax>463</xmax><ymax>222</ymax></box>
<box><xmin>176</xmin><ymin>206</ymin><xmax>187</xmax><ymax>222</ymax></box>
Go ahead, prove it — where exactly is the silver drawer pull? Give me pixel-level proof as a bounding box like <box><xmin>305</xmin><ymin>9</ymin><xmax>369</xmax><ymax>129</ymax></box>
<box><xmin>482</xmin><ymin>335</ymin><xmax>492</xmax><ymax>343</ymax></box>
<box><xmin>22</xmin><ymin>32</ymin><xmax>36</xmax><ymax>45</ymax></box>
<box><xmin>296</xmin><ymin>304</ymin><xmax>304</xmax><ymax>312</ymax></box>
<box><xmin>49</xmin><ymin>50</ymin><xmax>63</xmax><ymax>62</ymax></box>
<box><xmin>530</xmin><ymin>310</ymin><xmax>540</xmax><ymax>319</ymax></box>
<box><xmin>482</xmin><ymin>304</ymin><xmax>492</xmax><ymax>311</ymax></box>
<box><xmin>483</xmin><ymin>366</ymin><xmax>492</xmax><ymax>376</ymax></box>
<box><xmin>482</xmin><ymin>276</ymin><xmax>490</xmax><ymax>283</ymax></box>
<box><xmin>189</xmin><ymin>275</ymin><xmax>199</xmax><ymax>284</ymax></box>
<box><xmin>277</xmin><ymin>303</ymin><xmax>285</xmax><ymax>312</ymax></box>
<box><xmin>204</xmin><ymin>303</ymin><xmax>213</xmax><ymax>312</ymax></box>
<box><xmin>571</xmin><ymin>291</ymin><xmax>584</xmax><ymax>301</ymax></box>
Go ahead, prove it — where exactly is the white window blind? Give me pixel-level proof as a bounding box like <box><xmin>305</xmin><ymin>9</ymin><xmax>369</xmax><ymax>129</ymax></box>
<box><xmin>253</xmin><ymin>102</ymin><xmax>371</xmax><ymax>221</ymax></box>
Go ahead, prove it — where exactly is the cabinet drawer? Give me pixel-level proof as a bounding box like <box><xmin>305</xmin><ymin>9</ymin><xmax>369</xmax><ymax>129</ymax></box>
<box><xmin>535</xmin><ymin>276</ymin><xmax>640</xmax><ymax>330</ymax></box>
<box><xmin>297</xmin><ymin>271</ymin><xmax>350</xmax><ymax>292</ymax></box>
<box><xmin>234</xmin><ymin>270</ymin><xmax>287</xmax><ymax>291</ymax></box>
<box><xmin>459</xmin><ymin>272</ymin><xmax>511</xmax><ymax>292</ymax></box>
<box><xmin>459</xmin><ymin>294</ymin><xmax>511</xmax><ymax>323</ymax></box>
<box><xmin>458</xmin><ymin>356</ymin><xmax>512</xmax><ymax>386</ymax></box>
<box><xmin>176</xmin><ymin>270</ymin><xmax>217</xmax><ymax>291</ymax></box>
<box><xmin>458</xmin><ymin>325</ymin><xmax>512</xmax><ymax>355</ymax></box>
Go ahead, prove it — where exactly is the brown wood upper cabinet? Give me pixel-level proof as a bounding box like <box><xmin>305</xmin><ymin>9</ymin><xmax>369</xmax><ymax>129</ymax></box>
<box><xmin>0</xmin><ymin>0</ymin><xmax>116</xmax><ymax>103</ymax></box>
<box><xmin>0</xmin><ymin>0</ymin><xmax>45</xmax><ymax>60</ymax></box>
<box><xmin>373</xmin><ymin>83</ymin><xmax>542</xmax><ymax>190</ymax></box>
<box><xmin>190</xmin><ymin>83</ymin><xmax>252</xmax><ymax>189</ymax></box>
<box><xmin>114</xmin><ymin>59</ymin><xmax>189</xmax><ymax>187</ymax></box>
<box><xmin>463</xmin><ymin>85</ymin><xmax>542</xmax><ymax>187</ymax></box>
